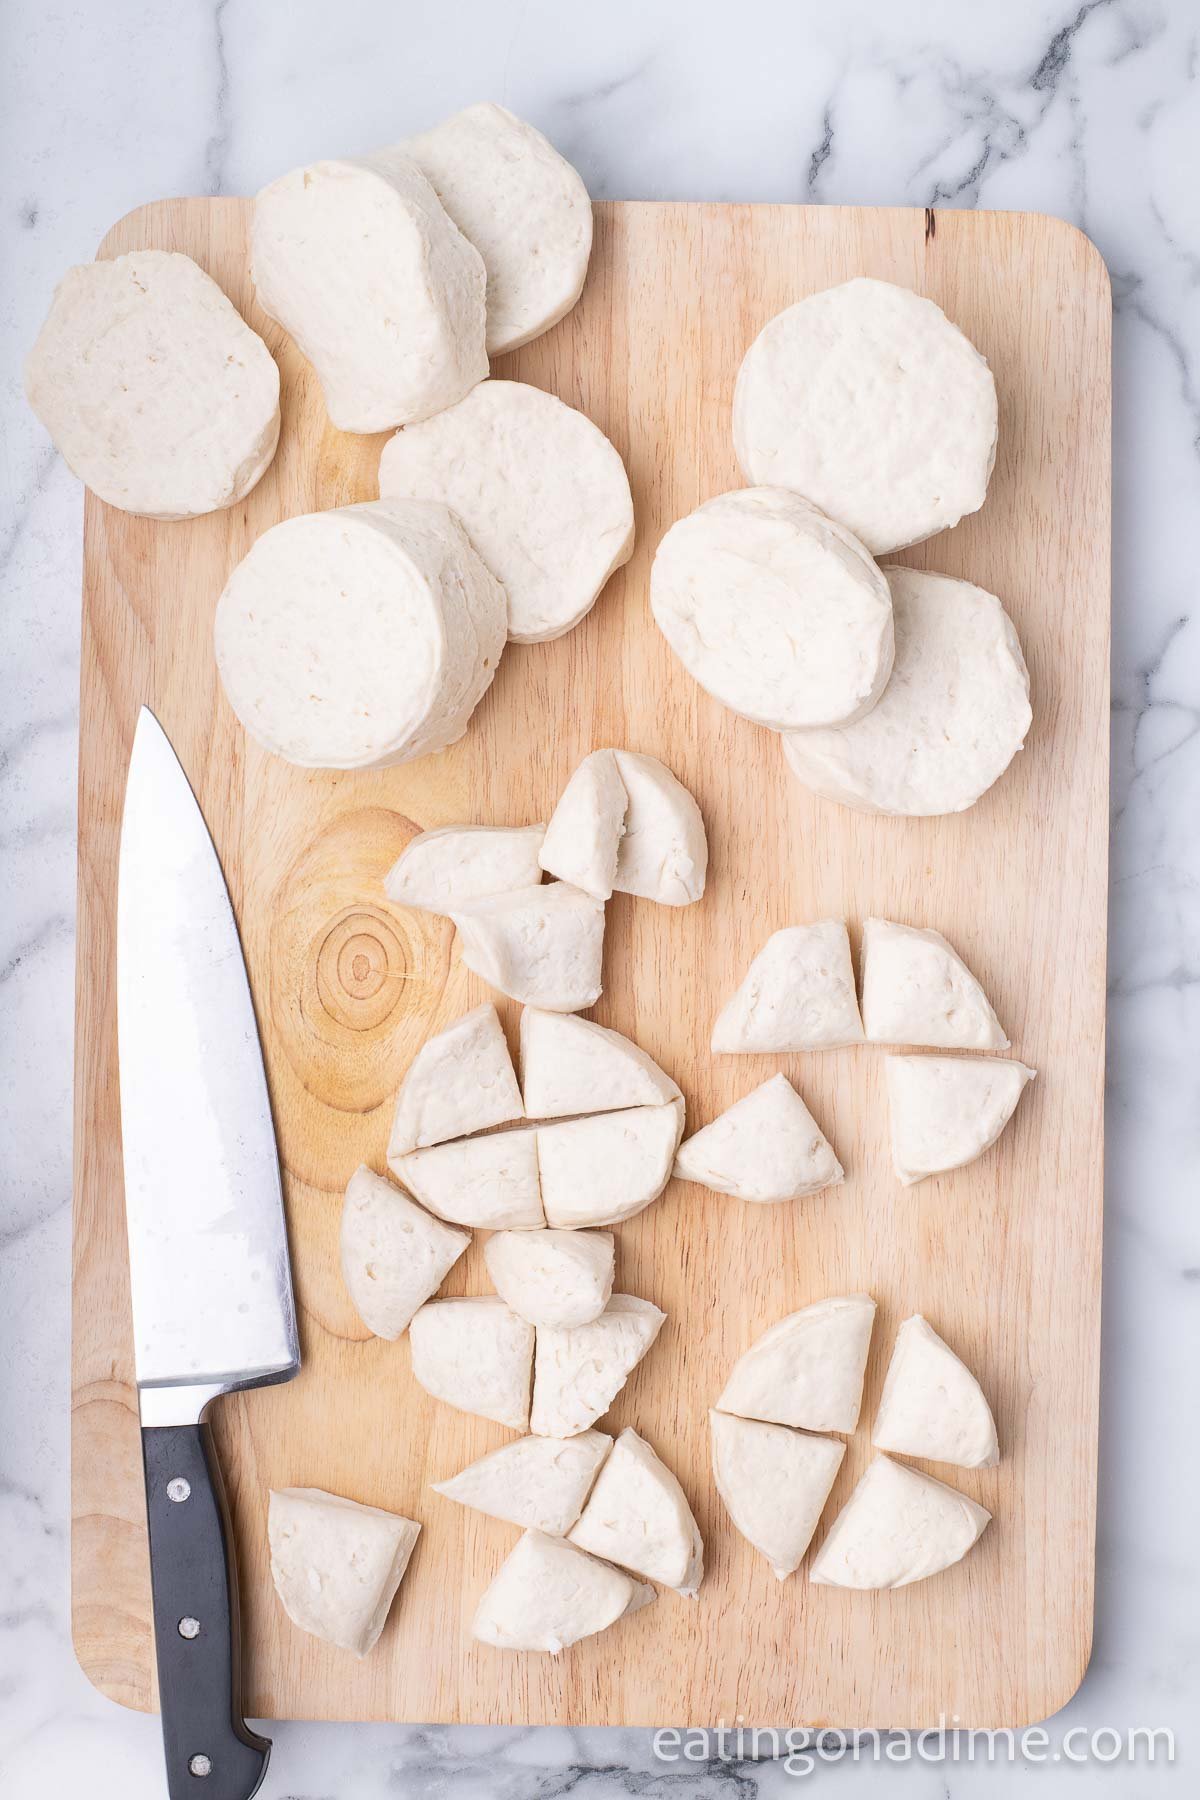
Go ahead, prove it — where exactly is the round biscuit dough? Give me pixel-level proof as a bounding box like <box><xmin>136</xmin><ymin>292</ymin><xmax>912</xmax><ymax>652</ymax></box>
<box><xmin>214</xmin><ymin>498</ymin><xmax>506</xmax><ymax>769</ymax></box>
<box><xmin>24</xmin><ymin>250</ymin><xmax>280</xmax><ymax>520</ymax></box>
<box><xmin>252</xmin><ymin>149</ymin><xmax>487</xmax><ymax>433</ymax></box>
<box><xmin>379</xmin><ymin>379</ymin><xmax>634</xmax><ymax>643</ymax></box>
<box><xmin>733</xmin><ymin>277</ymin><xmax>998</xmax><ymax>554</ymax></box>
<box><xmin>651</xmin><ymin>488</ymin><xmax>894</xmax><ymax>729</ymax></box>
<box><xmin>403</xmin><ymin>102</ymin><xmax>593</xmax><ymax>355</ymax></box>
<box><xmin>782</xmin><ymin>566</ymin><xmax>1030</xmax><ymax>817</ymax></box>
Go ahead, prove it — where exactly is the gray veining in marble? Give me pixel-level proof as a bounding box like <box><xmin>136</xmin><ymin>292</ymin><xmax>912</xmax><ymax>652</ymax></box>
<box><xmin>2</xmin><ymin>0</ymin><xmax>1197</xmax><ymax>1793</ymax></box>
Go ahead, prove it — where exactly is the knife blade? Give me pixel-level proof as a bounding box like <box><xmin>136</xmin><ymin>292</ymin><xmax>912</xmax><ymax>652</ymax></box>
<box><xmin>117</xmin><ymin>706</ymin><xmax>299</xmax><ymax>1800</ymax></box>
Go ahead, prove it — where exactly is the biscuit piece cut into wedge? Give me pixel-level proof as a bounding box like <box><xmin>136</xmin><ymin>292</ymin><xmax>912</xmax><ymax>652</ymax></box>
<box><xmin>451</xmin><ymin>882</ymin><xmax>605</xmax><ymax>1011</ymax></box>
<box><xmin>611</xmin><ymin>751</ymin><xmax>707</xmax><ymax>905</ymax></box>
<box><xmin>717</xmin><ymin>1294</ymin><xmax>876</xmax><ymax>1434</ymax></box>
<box><xmin>569</xmin><ymin>1426</ymin><xmax>704</xmax><ymax>1596</ymax></box>
<box><xmin>389</xmin><ymin>1125</ymin><xmax>544</xmax><ymax>1229</ymax></box>
<box><xmin>711</xmin><ymin>922</ymin><xmax>864</xmax><ymax>1053</ymax></box>
<box><xmin>408</xmin><ymin>1296</ymin><xmax>534</xmax><ymax>1429</ymax></box>
<box><xmin>538</xmin><ymin>749</ymin><xmax>628</xmax><ymax>897</ymax></box>
<box><xmin>674</xmin><ymin>1074</ymin><xmax>842</xmax><ymax>1202</ymax></box>
<box><xmin>809</xmin><ymin>1454</ymin><xmax>991</xmax><ymax>1589</ymax></box>
<box><xmin>340</xmin><ymin>1164</ymin><xmax>470</xmax><ymax>1340</ymax></box>
<box><xmin>383</xmin><ymin>824</ymin><xmax>545</xmax><ymax>913</ymax></box>
<box><xmin>268</xmin><ymin>1487</ymin><xmax>420</xmax><ymax>1657</ymax></box>
<box><xmin>519</xmin><ymin>1008</ymin><xmax>681</xmax><ymax>1118</ymax></box>
<box><xmin>861</xmin><ymin>918</ymin><xmax>1009</xmax><ymax>1050</ymax></box>
<box><xmin>432</xmin><ymin>1430</ymin><xmax>612</xmax><ymax>1535</ymax></box>
<box><xmin>885</xmin><ymin>1054</ymin><xmax>1035</xmax><ymax>1186</ymax></box>
<box><xmin>531</xmin><ymin>1294</ymin><xmax>667</xmax><ymax>1437</ymax></box>
<box><xmin>709</xmin><ymin>1411</ymin><xmax>846</xmax><ymax>1579</ymax></box>
<box><xmin>873</xmin><ymin>1314</ymin><xmax>999</xmax><ymax>1468</ymax></box>
<box><xmin>388</xmin><ymin>1004</ymin><xmax>523</xmax><ymax>1158</ymax></box>
<box><xmin>538</xmin><ymin>1100</ymin><xmax>685</xmax><ymax>1227</ymax></box>
<box><xmin>484</xmin><ymin>1229</ymin><xmax>615</xmax><ymax>1328</ymax></box>
<box><xmin>472</xmin><ymin>1529</ymin><xmax>653</xmax><ymax>1652</ymax></box>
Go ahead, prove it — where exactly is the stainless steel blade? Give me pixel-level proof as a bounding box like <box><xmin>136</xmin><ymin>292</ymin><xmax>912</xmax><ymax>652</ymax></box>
<box><xmin>117</xmin><ymin>708</ymin><xmax>299</xmax><ymax>1424</ymax></box>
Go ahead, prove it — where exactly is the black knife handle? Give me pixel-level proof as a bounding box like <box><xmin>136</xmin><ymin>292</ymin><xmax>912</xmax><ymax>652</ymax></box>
<box><xmin>141</xmin><ymin>1422</ymin><xmax>270</xmax><ymax>1800</ymax></box>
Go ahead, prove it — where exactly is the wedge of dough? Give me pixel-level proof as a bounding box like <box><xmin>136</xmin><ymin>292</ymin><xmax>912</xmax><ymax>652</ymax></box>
<box><xmin>531</xmin><ymin>1294</ymin><xmax>667</xmax><ymax>1437</ymax></box>
<box><xmin>520</xmin><ymin>1008</ymin><xmax>681</xmax><ymax>1118</ymax></box>
<box><xmin>674</xmin><ymin>1074</ymin><xmax>842</xmax><ymax>1203</ymax></box>
<box><xmin>252</xmin><ymin>148</ymin><xmax>486</xmax><ymax>432</ymax></box>
<box><xmin>782</xmin><ymin>568</ymin><xmax>1031</xmax><ymax>817</ymax></box>
<box><xmin>340</xmin><ymin>1164</ymin><xmax>470</xmax><ymax>1340</ymax></box>
<box><xmin>611</xmin><ymin>751</ymin><xmax>707</xmax><ymax>905</ymax></box>
<box><xmin>484</xmin><ymin>1229</ymin><xmax>615</xmax><ymax>1328</ymax></box>
<box><xmin>214</xmin><ymin>499</ymin><xmax>506</xmax><ymax>770</ymax></box>
<box><xmin>451</xmin><ymin>882</ymin><xmax>605</xmax><ymax>1012</ymax></box>
<box><xmin>538</xmin><ymin>750</ymin><xmax>628</xmax><ymax>898</ymax></box>
<box><xmin>733</xmin><ymin>277</ymin><xmax>997</xmax><ymax>554</ymax></box>
<box><xmin>885</xmin><ymin>1055</ymin><xmax>1036</xmax><ymax>1186</ymax></box>
<box><xmin>873</xmin><ymin>1315</ymin><xmax>999</xmax><ymax>1469</ymax></box>
<box><xmin>538</xmin><ymin>1100</ymin><xmax>685</xmax><ymax>1227</ymax></box>
<box><xmin>861</xmin><ymin>918</ymin><xmax>1009</xmax><ymax>1050</ymax></box>
<box><xmin>651</xmin><ymin>488</ymin><xmax>894</xmax><ymax>729</ymax></box>
<box><xmin>432</xmin><ymin>1430</ymin><xmax>612</xmax><ymax>1534</ymax></box>
<box><xmin>472</xmin><ymin>1529</ymin><xmax>652</xmax><ymax>1653</ymax></box>
<box><xmin>709</xmin><ymin>1411</ymin><xmax>845</xmax><ymax>1580</ymax></box>
<box><xmin>408</xmin><ymin>1295</ymin><xmax>534</xmax><ymax>1430</ymax></box>
<box><xmin>809</xmin><ymin>1455</ymin><xmax>991</xmax><ymax>1589</ymax></box>
<box><xmin>388</xmin><ymin>1004</ymin><xmax>523</xmax><ymax>1158</ymax></box>
<box><xmin>25</xmin><ymin>249</ymin><xmax>280</xmax><ymax>519</ymax></box>
<box><xmin>403</xmin><ymin>103</ymin><xmax>592</xmax><ymax>355</ymax></box>
<box><xmin>569</xmin><ymin>1426</ymin><xmax>704</xmax><ymax>1596</ymax></box>
<box><xmin>711</xmin><ymin>922</ymin><xmax>864</xmax><ymax>1053</ymax></box>
<box><xmin>717</xmin><ymin>1294</ymin><xmax>876</xmax><ymax>1434</ymax></box>
<box><xmin>380</xmin><ymin>380</ymin><xmax>634</xmax><ymax>643</ymax></box>
<box><xmin>384</xmin><ymin>824</ymin><xmax>545</xmax><ymax>913</ymax></box>
<box><xmin>390</xmin><ymin>1125</ymin><xmax>544</xmax><ymax>1229</ymax></box>
<box><xmin>268</xmin><ymin>1487</ymin><xmax>420</xmax><ymax>1657</ymax></box>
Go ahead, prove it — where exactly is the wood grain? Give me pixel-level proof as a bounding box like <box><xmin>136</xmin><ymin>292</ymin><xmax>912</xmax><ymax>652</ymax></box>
<box><xmin>72</xmin><ymin>199</ymin><xmax>1110</xmax><ymax>1728</ymax></box>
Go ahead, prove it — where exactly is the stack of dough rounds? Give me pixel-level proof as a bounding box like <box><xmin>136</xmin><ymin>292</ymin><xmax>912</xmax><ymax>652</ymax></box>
<box><xmin>252</xmin><ymin>149</ymin><xmax>487</xmax><ymax>432</ymax></box>
<box><xmin>403</xmin><ymin>103</ymin><xmax>593</xmax><ymax>355</ymax></box>
<box><xmin>214</xmin><ymin>498</ymin><xmax>506</xmax><ymax>769</ymax></box>
<box><xmin>733</xmin><ymin>276</ymin><xmax>998</xmax><ymax>554</ymax></box>
<box><xmin>379</xmin><ymin>379</ymin><xmax>634</xmax><ymax>643</ymax></box>
<box><xmin>24</xmin><ymin>249</ymin><xmax>280</xmax><ymax>519</ymax></box>
<box><xmin>650</xmin><ymin>488</ymin><xmax>894</xmax><ymax>729</ymax></box>
<box><xmin>782</xmin><ymin>567</ymin><xmax>1031</xmax><ymax>816</ymax></box>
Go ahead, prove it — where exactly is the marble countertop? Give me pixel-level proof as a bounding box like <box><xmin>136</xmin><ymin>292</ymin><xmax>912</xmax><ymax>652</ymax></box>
<box><xmin>2</xmin><ymin>0</ymin><xmax>1197</xmax><ymax>1793</ymax></box>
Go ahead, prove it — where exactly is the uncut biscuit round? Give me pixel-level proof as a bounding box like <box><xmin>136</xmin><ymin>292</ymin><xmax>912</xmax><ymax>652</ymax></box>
<box><xmin>214</xmin><ymin>498</ymin><xmax>505</xmax><ymax>770</ymax></box>
<box><xmin>380</xmin><ymin>379</ymin><xmax>633</xmax><ymax>644</ymax></box>
<box><xmin>733</xmin><ymin>277</ymin><xmax>998</xmax><ymax>554</ymax></box>
<box><xmin>24</xmin><ymin>249</ymin><xmax>280</xmax><ymax>520</ymax></box>
<box><xmin>781</xmin><ymin>566</ymin><xmax>1030</xmax><ymax>817</ymax></box>
<box><xmin>651</xmin><ymin>487</ymin><xmax>894</xmax><ymax>729</ymax></box>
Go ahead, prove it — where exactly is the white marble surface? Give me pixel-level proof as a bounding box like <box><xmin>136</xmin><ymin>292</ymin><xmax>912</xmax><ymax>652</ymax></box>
<box><xmin>2</xmin><ymin>0</ymin><xmax>1197</xmax><ymax>1792</ymax></box>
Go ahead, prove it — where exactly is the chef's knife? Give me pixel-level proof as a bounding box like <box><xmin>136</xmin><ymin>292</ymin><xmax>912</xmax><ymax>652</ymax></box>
<box><xmin>117</xmin><ymin>707</ymin><xmax>300</xmax><ymax>1800</ymax></box>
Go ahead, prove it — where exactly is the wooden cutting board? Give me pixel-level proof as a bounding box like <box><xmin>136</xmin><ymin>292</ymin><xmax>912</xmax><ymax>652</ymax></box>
<box><xmin>72</xmin><ymin>198</ymin><xmax>1110</xmax><ymax>1729</ymax></box>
